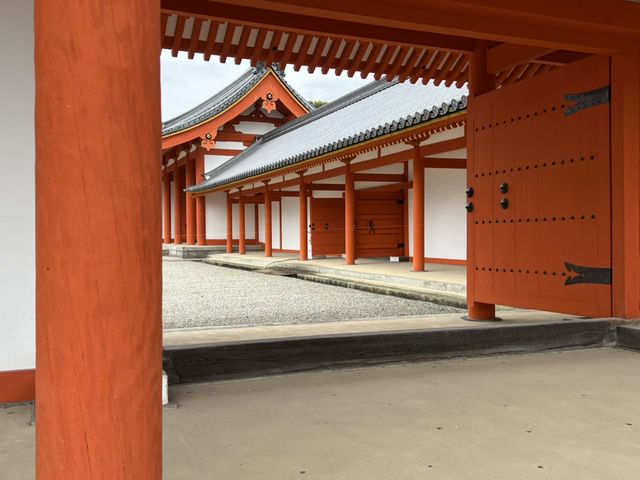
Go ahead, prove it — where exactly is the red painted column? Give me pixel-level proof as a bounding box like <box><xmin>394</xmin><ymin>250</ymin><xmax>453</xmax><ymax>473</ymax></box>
<box><xmin>239</xmin><ymin>190</ymin><xmax>246</xmax><ymax>254</ymax></box>
<box><xmin>264</xmin><ymin>182</ymin><xmax>273</xmax><ymax>257</ymax></box>
<box><xmin>173</xmin><ymin>166</ymin><xmax>182</xmax><ymax>245</ymax></box>
<box><xmin>195</xmin><ymin>151</ymin><xmax>206</xmax><ymax>245</ymax></box>
<box><xmin>226</xmin><ymin>191</ymin><xmax>233</xmax><ymax>253</ymax></box>
<box><xmin>344</xmin><ymin>160</ymin><xmax>356</xmax><ymax>265</ymax></box>
<box><xmin>466</xmin><ymin>41</ymin><xmax>496</xmax><ymax>321</ymax></box>
<box><xmin>163</xmin><ymin>171</ymin><xmax>171</xmax><ymax>244</ymax></box>
<box><xmin>299</xmin><ymin>173</ymin><xmax>308</xmax><ymax>260</ymax></box>
<box><xmin>611</xmin><ymin>51</ymin><xmax>640</xmax><ymax>319</ymax></box>
<box><xmin>411</xmin><ymin>143</ymin><xmax>425</xmax><ymax>272</ymax></box>
<box><xmin>35</xmin><ymin>0</ymin><xmax>162</xmax><ymax>478</ymax></box>
<box><xmin>403</xmin><ymin>161</ymin><xmax>410</xmax><ymax>258</ymax></box>
<box><xmin>185</xmin><ymin>158</ymin><xmax>196</xmax><ymax>245</ymax></box>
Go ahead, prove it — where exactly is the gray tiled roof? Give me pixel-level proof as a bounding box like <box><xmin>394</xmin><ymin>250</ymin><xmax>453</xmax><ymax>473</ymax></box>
<box><xmin>188</xmin><ymin>78</ymin><xmax>468</xmax><ymax>193</ymax></box>
<box><xmin>162</xmin><ymin>63</ymin><xmax>312</xmax><ymax>136</ymax></box>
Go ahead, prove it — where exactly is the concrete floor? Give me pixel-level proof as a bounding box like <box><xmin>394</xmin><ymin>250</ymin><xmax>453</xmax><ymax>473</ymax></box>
<box><xmin>3</xmin><ymin>348</ymin><xmax>640</xmax><ymax>479</ymax></box>
<box><xmin>163</xmin><ymin>310</ymin><xmax>578</xmax><ymax>346</ymax></box>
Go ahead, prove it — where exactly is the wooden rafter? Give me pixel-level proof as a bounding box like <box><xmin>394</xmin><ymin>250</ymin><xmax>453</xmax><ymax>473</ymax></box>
<box><xmin>234</xmin><ymin>25</ymin><xmax>253</xmax><ymax>64</ymax></box>
<box><xmin>203</xmin><ymin>20</ymin><xmax>220</xmax><ymax>61</ymax></box>
<box><xmin>187</xmin><ymin>18</ymin><xmax>204</xmax><ymax>59</ymax></box>
<box><xmin>171</xmin><ymin>15</ymin><xmax>186</xmax><ymax>56</ymax></box>
<box><xmin>218</xmin><ymin>23</ymin><xmax>238</xmax><ymax>63</ymax></box>
<box><xmin>249</xmin><ymin>29</ymin><xmax>269</xmax><ymax>66</ymax></box>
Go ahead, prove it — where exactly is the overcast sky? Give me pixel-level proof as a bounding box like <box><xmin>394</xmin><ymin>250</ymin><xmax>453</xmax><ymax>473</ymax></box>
<box><xmin>161</xmin><ymin>51</ymin><xmax>374</xmax><ymax>121</ymax></box>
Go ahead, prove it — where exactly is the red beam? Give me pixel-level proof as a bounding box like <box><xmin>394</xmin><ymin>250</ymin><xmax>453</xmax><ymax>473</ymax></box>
<box><xmin>170</xmin><ymin>0</ymin><xmax>640</xmax><ymax>53</ymax></box>
<box><xmin>425</xmin><ymin>157</ymin><xmax>466</xmax><ymax>169</ymax></box>
<box><xmin>486</xmin><ymin>43</ymin><xmax>554</xmax><ymax>74</ymax></box>
<box><xmin>161</xmin><ymin>0</ymin><xmax>477</xmax><ymax>53</ymax></box>
<box><xmin>203</xmin><ymin>148</ymin><xmax>244</xmax><ymax>156</ymax></box>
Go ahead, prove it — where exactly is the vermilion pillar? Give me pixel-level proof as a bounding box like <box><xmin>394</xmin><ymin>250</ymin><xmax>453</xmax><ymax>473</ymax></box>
<box><xmin>402</xmin><ymin>161</ymin><xmax>410</xmax><ymax>257</ymax></box>
<box><xmin>264</xmin><ymin>182</ymin><xmax>272</xmax><ymax>257</ymax></box>
<box><xmin>239</xmin><ymin>191</ymin><xmax>246</xmax><ymax>254</ymax></box>
<box><xmin>344</xmin><ymin>160</ymin><xmax>356</xmax><ymax>265</ymax></box>
<box><xmin>163</xmin><ymin>171</ymin><xmax>171</xmax><ymax>244</ymax></box>
<box><xmin>412</xmin><ymin>143</ymin><xmax>425</xmax><ymax>272</ymax></box>
<box><xmin>185</xmin><ymin>158</ymin><xmax>196</xmax><ymax>245</ymax></box>
<box><xmin>466</xmin><ymin>41</ymin><xmax>496</xmax><ymax>321</ymax></box>
<box><xmin>611</xmin><ymin>51</ymin><xmax>640</xmax><ymax>318</ymax></box>
<box><xmin>35</xmin><ymin>0</ymin><xmax>162</xmax><ymax>478</ymax></box>
<box><xmin>195</xmin><ymin>151</ymin><xmax>206</xmax><ymax>245</ymax></box>
<box><xmin>173</xmin><ymin>166</ymin><xmax>182</xmax><ymax>245</ymax></box>
<box><xmin>226</xmin><ymin>191</ymin><xmax>233</xmax><ymax>253</ymax></box>
<box><xmin>299</xmin><ymin>173</ymin><xmax>308</xmax><ymax>260</ymax></box>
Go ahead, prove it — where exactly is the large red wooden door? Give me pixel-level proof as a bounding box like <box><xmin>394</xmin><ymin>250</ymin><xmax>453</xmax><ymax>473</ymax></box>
<box><xmin>468</xmin><ymin>55</ymin><xmax>611</xmax><ymax>317</ymax></box>
<box><xmin>355</xmin><ymin>191</ymin><xmax>404</xmax><ymax>258</ymax></box>
<box><xmin>310</xmin><ymin>197</ymin><xmax>345</xmax><ymax>256</ymax></box>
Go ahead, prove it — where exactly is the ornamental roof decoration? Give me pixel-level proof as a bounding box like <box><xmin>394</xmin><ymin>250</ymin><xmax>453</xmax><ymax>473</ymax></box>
<box><xmin>162</xmin><ymin>62</ymin><xmax>312</xmax><ymax>137</ymax></box>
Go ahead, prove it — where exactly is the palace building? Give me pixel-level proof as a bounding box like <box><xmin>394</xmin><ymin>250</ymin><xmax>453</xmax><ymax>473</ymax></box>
<box><xmin>2</xmin><ymin>1</ymin><xmax>640</xmax><ymax>478</ymax></box>
<box><xmin>160</xmin><ymin>63</ymin><xmax>311</xmax><ymax>254</ymax></box>
<box><xmin>186</xmin><ymin>75</ymin><xmax>468</xmax><ymax>267</ymax></box>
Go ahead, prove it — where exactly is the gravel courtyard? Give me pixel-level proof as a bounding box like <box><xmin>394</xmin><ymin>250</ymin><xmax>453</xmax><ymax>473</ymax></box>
<box><xmin>162</xmin><ymin>258</ymin><xmax>464</xmax><ymax>329</ymax></box>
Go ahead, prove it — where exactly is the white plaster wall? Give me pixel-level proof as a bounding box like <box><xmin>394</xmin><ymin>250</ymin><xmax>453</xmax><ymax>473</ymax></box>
<box><xmin>407</xmin><ymin>168</ymin><xmax>466</xmax><ymax>260</ymax></box>
<box><xmin>214</xmin><ymin>141</ymin><xmax>245</xmax><ymax>150</ymax></box>
<box><xmin>232</xmin><ymin>204</ymin><xmax>239</xmax><ymax>238</ymax></box>
<box><xmin>204</xmin><ymin>154</ymin><xmax>233</xmax><ymax>173</ymax></box>
<box><xmin>361</xmin><ymin>163</ymin><xmax>405</xmax><ymax>174</ymax></box>
<box><xmin>258</xmin><ymin>204</ymin><xmax>265</xmax><ymax>242</ymax></box>
<box><xmin>272</xmin><ymin>201</ymin><xmax>281</xmax><ymax>249</ymax></box>
<box><xmin>231</xmin><ymin>203</ymin><xmax>256</xmax><ymax>240</ymax></box>
<box><xmin>423</xmin><ymin>125</ymin><xmax>465</xmax><ymax>144</ymax></box>
<box><xmin>235</xmin><ymin>121</ymin><xmax>278</xmax><ymax>135</ymax></box>
<box><xmin>281</xmin><ymin>197</ymin><xmax>300</xmax><ymax>251</ymax></box>
<box><xmin>424</xmin><ymin>168</ymin><xmax>467</xmax><ymax>260</ymax></box>
<box><xmin>312</xmin><ymin>190</ymin><xmax>343</xmax><ymax>199</ymax></box>
<box><xmin>258</xmin><ymin>201</ymin><xmax>280</xmax><ymax>245</ymax></box>
<box><xmin>170</xmin><ymin>182</ymin><xmax>175</xmax><ymax>237</ymax></box>
<box><xmin>380</xmin><ymin>143</ymin><xmax>412</xmax><ymax>156</ymax></box>
<box><xmin>0</xmin><ymin>0</ymin><xmax>35</xmax><ymax>371</ymax></box>
<box><xmin>162</xmin><ymin>184</ymin><xmax>165</xmax><ymax>235</ymax></box>
<box><xmin>324</xmin><ymin>160</ymin><xmax>343</xmax><ymax>171</ymax></box>
<box><xmin>246</xmin><ymin>204</ymin><xmax>255</xmax><ymax>239</ymax></box>
<box><xmin>205</xmin><ymin>192</ymin><xmax>227</xmax><ymax>239</ymax></box>
<box><xmin>316</xmin><ymin>175</ymin><xmax>345</xmax><ymax>185</ymax></box>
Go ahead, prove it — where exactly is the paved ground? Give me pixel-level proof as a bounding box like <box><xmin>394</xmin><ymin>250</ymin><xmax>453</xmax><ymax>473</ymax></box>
<box><xmin>162</xmin><ymin>258</ymin><xmax>464</xmax><ymax>329</ymax></box>
<box><xmin>4</xmin><ymin>348</ymin><xmax>640</xmax><ymax>479</ymax></box>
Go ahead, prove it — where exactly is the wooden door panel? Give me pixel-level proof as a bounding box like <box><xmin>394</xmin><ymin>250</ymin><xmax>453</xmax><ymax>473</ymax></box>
<box><xmin>310</xmin><ymin>197</ymin><xmax>345</xmax><ymax>256</ymax></box>
<box><xmin>470</xmin><ymin>55</ymin><xmax>611</xmax><ymax>317</ymax></box>
<box><xmin>355</xmin><ymin>193</ymin><xmax>404</xmax><ymax>258</ymax></box>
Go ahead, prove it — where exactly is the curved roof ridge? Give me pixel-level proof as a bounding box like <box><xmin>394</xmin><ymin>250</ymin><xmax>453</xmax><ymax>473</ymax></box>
<box><xmin>190</xmin><ymin>80</ymin><xmax>468</xmax><ymax>193</ymax></box>
<box><xmin>162</xmin><ymin>63</ymin><xmax>311</xmax><ymax>137</ymax></box>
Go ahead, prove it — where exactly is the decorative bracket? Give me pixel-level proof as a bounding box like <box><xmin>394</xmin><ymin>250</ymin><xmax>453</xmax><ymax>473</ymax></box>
<box><xmin>261</xmin><ymin>90</ymin><xmax>279</xmax><ymax>113</ymax></box>
<box><xmin>200</xmin><ymin>131</ymin><xmax>217</xmax><ymax>151</ymax></box>
<box><xmin>564</xmin><ymin>262</ymin><xmax>612</xmax><ymax>286</ymax></box>
<box><xmin>564</xmin><ymin>86</ymin><xmax>610</xmax><ymax>117</ymax></box>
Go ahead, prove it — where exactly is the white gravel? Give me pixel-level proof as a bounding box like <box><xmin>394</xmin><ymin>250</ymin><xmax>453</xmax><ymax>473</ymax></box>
<box><xmin>162</xmin><ymin>258</ymin><xmax>464</xmax><ymax>329</ymax></box>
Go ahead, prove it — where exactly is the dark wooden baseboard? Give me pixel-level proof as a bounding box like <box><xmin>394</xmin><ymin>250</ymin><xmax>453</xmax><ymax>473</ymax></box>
<box><xmin>616</xmin><ymin>325</ymin><xmax>640</xmax><ymax>351</ymax></box>
<box><xmin>164</xmin><ymin>319</ymin><xmax>617</xmax><ymax>385</ymax></box>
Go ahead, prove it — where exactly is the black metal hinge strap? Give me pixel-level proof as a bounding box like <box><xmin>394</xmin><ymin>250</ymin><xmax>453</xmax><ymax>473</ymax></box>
<box><xmin>564</xmin><ymin>86</ymin><xmax>610</xmax><ymax>117</ymax></box>
<box><xmin>564</xmin><ymin>262</ymin><xmax>612</xmax><ymax>286</ymax></box>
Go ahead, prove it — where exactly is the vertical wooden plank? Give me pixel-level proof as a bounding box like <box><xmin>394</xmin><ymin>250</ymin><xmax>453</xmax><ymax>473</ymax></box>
<box><xmin>611</xmin><ymin>51</ymin><xmax>640</xmax><ymax>318</ymax></box>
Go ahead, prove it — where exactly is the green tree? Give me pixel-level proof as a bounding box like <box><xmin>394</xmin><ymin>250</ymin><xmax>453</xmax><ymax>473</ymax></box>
<box><xmin>308</xmin><ymin>100</ymin><xmax>328</xmax><ymax>108</ymax></box>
